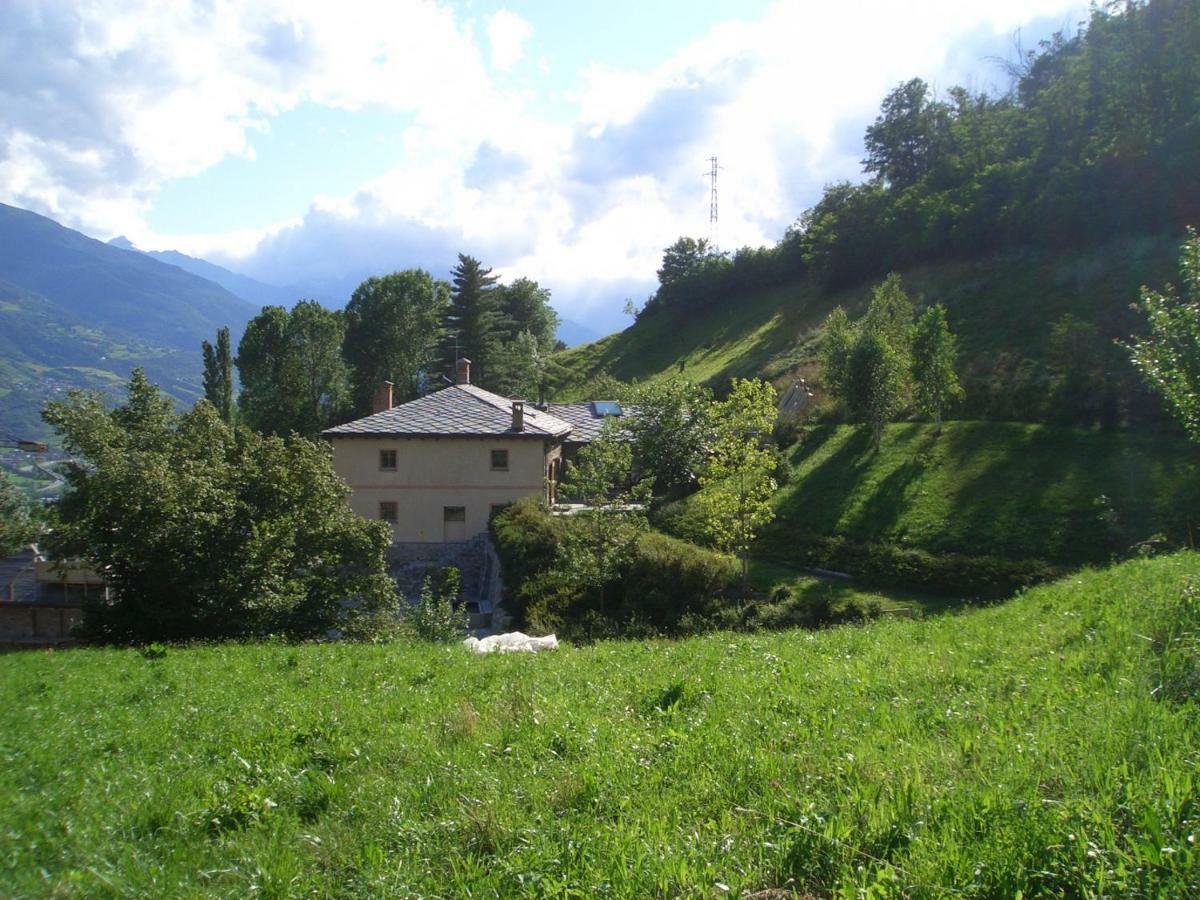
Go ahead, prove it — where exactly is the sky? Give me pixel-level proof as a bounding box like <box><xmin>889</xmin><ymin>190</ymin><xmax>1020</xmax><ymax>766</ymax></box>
<box><xmin>0</xmin><ymin>0</ymin><xmax>1090</xmax><ymax>334</ymax></box>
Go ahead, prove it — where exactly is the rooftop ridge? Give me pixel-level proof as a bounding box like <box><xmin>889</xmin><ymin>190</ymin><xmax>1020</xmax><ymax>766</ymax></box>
<box><xmin>457</xmin><ymin>383</ymin><xmax>517</xmax><ymax>412</ymax></box>
<box><xmin>322</xmin><ymin>383</ymin><xmax>573</xmax><ymax>438</ymax></box>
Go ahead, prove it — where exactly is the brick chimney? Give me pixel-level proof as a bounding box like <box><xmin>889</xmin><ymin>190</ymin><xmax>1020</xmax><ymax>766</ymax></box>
<box><xmin>455</xmin><ymin>357</ymin><xmax>471</xmax><ymax>385</ymax></box>
<box><xmin>372</xmin><ymin>381</ymin><xmax>394</xmax><ymax>414</ymax></box>
<box><xmin>511</xmin><ymin>400</ymin><xmax>525</xmax><ymax>432</ymax></box>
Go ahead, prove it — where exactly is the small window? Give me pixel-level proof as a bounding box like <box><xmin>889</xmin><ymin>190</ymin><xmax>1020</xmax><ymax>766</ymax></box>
<box><xmin>379</xmin><ymin>449</ymin><xmax>397</xmax><ymax>471</ymax></box>
<box><xmin>443</xmin><ymin>506</ymin><xmax>466</xmax><ymax>523</ymax></box>
<box><xmin>490</xmin><ymin>449</ymin><xmax>509</xmax><ymax>471</ymax></box>
<box><xmin>379</xmin><ymin>501</ymin><xmax>398</xmax><ymax>523</ymax></box>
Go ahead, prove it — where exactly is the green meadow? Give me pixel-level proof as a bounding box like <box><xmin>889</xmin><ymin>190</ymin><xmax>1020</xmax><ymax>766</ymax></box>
<box><xmin>2</xmin><ymin>553</ymin><xmax>1198</xmax><ymax>897</ymax></box>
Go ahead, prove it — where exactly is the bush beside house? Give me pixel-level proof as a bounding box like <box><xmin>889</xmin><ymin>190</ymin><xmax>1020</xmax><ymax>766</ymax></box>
<box><xmin>491</xmin><ymin>497</ymin><xmax>737</xmax><ymax>641</ymax></box>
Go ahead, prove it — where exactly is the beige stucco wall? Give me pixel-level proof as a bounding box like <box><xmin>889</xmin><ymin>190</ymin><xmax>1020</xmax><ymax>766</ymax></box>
<box><xmin>331</xmin><ymin>436</ymin><xmax>560</xmax><ymax>542</ymax></box>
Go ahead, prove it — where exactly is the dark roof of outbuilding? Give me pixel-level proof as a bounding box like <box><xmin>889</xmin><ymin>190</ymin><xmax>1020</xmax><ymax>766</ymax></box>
<box><xmin>323</xmin><ymin>384</ymin><xmax>572</xmax><ymax>439</ymax></box>
<box><xmin>546</xmin><ymin>401</ymin><xmax>626</xmax><ymax>443</ymax></box>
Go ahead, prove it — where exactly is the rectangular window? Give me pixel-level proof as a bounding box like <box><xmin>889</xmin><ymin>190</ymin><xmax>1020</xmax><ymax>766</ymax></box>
<box><xmin>490</xmin><ymin>449</ymin><xmax>509</xmax><ymax>471</ymax></box>
<box><xmin>378</xmin><ymin>501</ymin><xmax>398</xmax><ymax>523</ymax></box>
<box><xmin>443</xmin><ymin>506</ymin><xmax>466</xmax><ymax>523</ymax></box>
<box><xmin>379</xmin><ymin>449</ymin><xmax>397</xmax><ymax>471</ymax></box>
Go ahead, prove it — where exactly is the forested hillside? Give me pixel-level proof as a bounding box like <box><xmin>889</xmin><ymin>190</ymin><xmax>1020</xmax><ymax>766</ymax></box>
<box><xmin>552</xmin><ymin>0</ymin><xmax>1199</xmax><ymax>428</ymax></box>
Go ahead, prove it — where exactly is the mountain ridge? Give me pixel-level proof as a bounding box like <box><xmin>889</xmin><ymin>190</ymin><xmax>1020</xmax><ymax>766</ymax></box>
<box><xmin>0</xmin><ymin>203</ymin><xmax>258</xmax><ymax>439</ymax></box>
<box><xmin>107</xmin><ymin>236</ymin><xmax>303</xmax><ymax>309</ymax></box>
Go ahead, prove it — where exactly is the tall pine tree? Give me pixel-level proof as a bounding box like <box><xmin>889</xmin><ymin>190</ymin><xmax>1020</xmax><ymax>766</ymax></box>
<box><xmin>446</xmin><ymin>254</ymin><xmax>503</xmax><ymax>384</ymax></box>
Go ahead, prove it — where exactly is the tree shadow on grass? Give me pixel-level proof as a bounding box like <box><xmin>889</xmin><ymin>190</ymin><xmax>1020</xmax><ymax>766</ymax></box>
<box><xmin>769</xmin><ymin>425</ymin><xmax>877</xmax><ymax>539</ymax></box>
<box><xmin>840</xmin><ymin>456</ymin><xmax>930</xmax><ymax>544</ymax></box>
<box><xmin>934</xmin><ymin>423</ymin><xmax>1102</xmax><ymax>562</ymax></box>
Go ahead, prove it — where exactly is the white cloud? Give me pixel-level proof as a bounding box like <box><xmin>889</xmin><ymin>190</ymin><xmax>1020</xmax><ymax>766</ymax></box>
<box><xmin>0</xmin><ymin>0</ymin><xmax>506</xmax><ymax>234</ymax></box>
<box><xmin>0</xmin><ymin>0</ymin><xmax>1088</xmax><ymax>328</ymax></box>
<box><xmin>486</xmin><ymin>10</ymin><xmax>533</xmax><ymax>73</ymax></box>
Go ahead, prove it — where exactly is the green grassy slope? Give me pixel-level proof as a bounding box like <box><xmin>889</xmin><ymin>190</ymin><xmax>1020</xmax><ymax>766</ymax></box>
<box><xmin>3</xmin><ymin>554</ymin><xmax>1199</xmax><ymax>896</ymax></box>
<box><xmin>549</xmin><ymin>235</ymin><xmax>1180</xmax><ymax>399</ymax></box>
<box><xmin>758</xmin><ymin>421</ymin><xmax>1200</xmax><ymax>567</ymax></box>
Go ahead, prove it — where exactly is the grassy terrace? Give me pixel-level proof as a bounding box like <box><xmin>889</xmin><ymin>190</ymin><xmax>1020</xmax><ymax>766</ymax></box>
<box><xmin>2</xmin><ymin>553</ymin><xmax>1199</xmax><ymax>896</ymax></box>
<box><xmin>762</xmin><ymin>421</ymin><xmax>1200</xmax><ymax>567</ymax></box>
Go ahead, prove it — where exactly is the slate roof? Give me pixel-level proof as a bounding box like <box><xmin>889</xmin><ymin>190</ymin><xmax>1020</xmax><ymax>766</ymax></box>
<box><xmin>545</xmin><ymin>402</ymin><xmax>627</xmax><ymax>443</ymax></box>
<box><xmin>323</xmin><ymin>384</ymin><xmax>572</xmax><ymax>439</ymax></box>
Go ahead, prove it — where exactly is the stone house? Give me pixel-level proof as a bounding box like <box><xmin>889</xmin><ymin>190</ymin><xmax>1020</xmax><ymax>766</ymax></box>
<box><xmin>323</xmin><ymin>358</ymin><xmax>624</xmax><ymax>544</ymax></box>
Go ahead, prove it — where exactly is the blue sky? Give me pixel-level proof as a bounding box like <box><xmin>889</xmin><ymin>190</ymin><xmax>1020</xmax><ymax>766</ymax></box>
<box><xmin>0</xmin><ymin>0</ymin><xmax>1088</xmax><ymax>333</ymax></box>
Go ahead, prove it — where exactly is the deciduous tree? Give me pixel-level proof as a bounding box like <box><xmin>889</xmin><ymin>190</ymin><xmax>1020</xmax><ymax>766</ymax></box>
<box><xmin>848</xmin><ymin>330</ymin><xmax>909</xmax><ymax>450</ymax></box>
<box><xmin>820</xmin><ymin>274</ymin><xmax>915</xmax><ymax>449</ymax></box>
<box><xmin>343</xmin><ymin>271</ymin><xmax>449</xmax><ymax>412</ymax></box>
<box><xmin>42</xmin><ymin>369</ymin><xmax>397</xmax><ymax>643</ymax></box>
<box><xmin>560</xmin><ymin>430</ymin><xmax>651</xmax><ymax>620</ymax></box>
<box><xmin>912</xmin><ymin>304</ymin><xmax>964</xmax><ymax>433</ymax></box>
<box><xmin>618</xmin><ymin>377</ymin><xmax>712</xmax><ymax>496</ymax></box>
<box><xmin>235</xmin><ymin>302</ymin><xmax>349</xmax><ymax>438</ymax></box>
<box><xmin>0</xmin><ymin>471</ymin><xmax>32</xmax><ymax>555</ymax></box>
<box><xmin>235</xmin><ymin>305</ymin><xmax>292</xmax><ymax>434</ymax></box>
<box><xmin>697</xmin><ymin>378</ymin><xmax>779</xmax><ymax>587</ymax></box>
<box><xmin>489</xmin><ymin>329</ymin><xmax>545</xmax><ymax>400</ymax></box>
<box><xmin>1126</xmin><ymin>228</ymin><xmax>1200</xmax><ymax>442</ymax></box>
<box><xmin>201</xmin><ymin>326</ymin><xmax>234</xmax><ymax>423</ymax></box>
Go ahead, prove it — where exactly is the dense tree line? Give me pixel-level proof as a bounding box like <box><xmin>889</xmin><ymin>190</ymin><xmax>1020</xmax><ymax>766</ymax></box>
<box><xmin>641</xmin><ymin>0</ymin><xmax>1200</xmax><ymax>318</ymax></box>
<box><xmin>224</xmin><ymin>256</ymin><xmax>560</xmax><ymax>438</ymax></box>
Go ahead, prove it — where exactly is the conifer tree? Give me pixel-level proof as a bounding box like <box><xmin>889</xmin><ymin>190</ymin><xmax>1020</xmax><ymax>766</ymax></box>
<box><xmin>446</xmin><ymin>254</ymin><xmax>502</xmax><ymax>382</ymax></box>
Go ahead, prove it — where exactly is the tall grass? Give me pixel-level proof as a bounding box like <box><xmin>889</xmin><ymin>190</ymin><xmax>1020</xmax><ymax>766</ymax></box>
<box><xmin>1</xmin><ymin>554</ymin><xmax>1198</xmax><ymax>896</ymax></box>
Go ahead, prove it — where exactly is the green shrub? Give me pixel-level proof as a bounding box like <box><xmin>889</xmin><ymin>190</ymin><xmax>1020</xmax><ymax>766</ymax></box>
<box><xmin>491</xmin><ymin>497</ymin><xmax>565</xmax><ymax>622</ymax></box>
<box><xmin>493</xmin><ymin>500</ymin><xmax>737</xmax><ymax>640</ymax></box>
<box><xmin>401</xmin><ymin>568</ymin><xmax>468</xmax><ymax>643</ymax></box>
<box><xmin>621</xmin><ymin>531</ymin><xmax>737</xmax><ymax>628</ymax></box>
<box><xmin>648</xmin><ymin>495</ymin><xmax>711</xmax><ymax>546</ymax></box>
<box><xmin>751</xmin><ymin>585</ymin><xmax>879</xmax><ymax>631</ymax></box>
<box><xmin>768</xmin><ymin>583</ymin><xmax>795</xmax><ymax>605</ymax></box>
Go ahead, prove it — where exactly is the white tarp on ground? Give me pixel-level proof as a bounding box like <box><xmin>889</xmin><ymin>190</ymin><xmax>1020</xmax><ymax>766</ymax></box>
<box><xmin>464</xmin><ymin>632</ymin><xmax>559</xmax><ymax>654</ymax></box>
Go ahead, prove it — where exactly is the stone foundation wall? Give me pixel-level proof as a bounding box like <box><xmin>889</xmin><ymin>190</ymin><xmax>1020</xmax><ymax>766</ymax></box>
<box><xmin>387</xmin><ymin>534</ymin><xmax>506</xmax><ymax>631</ymax></box>
<box><xmin>0</xmin><ymin>604</ymin><xmax>81</xmax><ymax>644</ymax></box>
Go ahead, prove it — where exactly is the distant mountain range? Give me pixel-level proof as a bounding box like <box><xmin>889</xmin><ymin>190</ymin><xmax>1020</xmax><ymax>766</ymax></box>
<box><xmin>108</xmin><ymin>235</ymin><xmax>603</xmax><ymax>347</ymax></box>
<box><xmin>0</xmin><ymin>203</ymin><xmax>257</xmax><ymax>440</ymax></box>
<box><xmin>107</xmin><ymin>236</ymin><xmax>303</xmax><ymax>309</ymax></box>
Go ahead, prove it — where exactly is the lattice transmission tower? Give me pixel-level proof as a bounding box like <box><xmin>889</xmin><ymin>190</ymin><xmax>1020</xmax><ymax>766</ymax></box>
<box><xmin>704</xmin><ymin>155</ymin><xmax>722</xmax><ymax>249</ymax></box>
